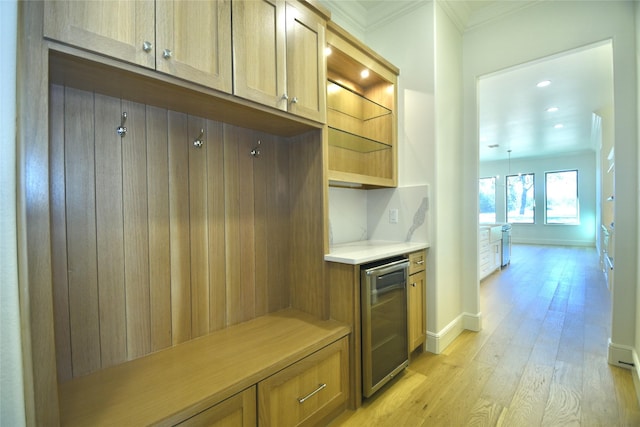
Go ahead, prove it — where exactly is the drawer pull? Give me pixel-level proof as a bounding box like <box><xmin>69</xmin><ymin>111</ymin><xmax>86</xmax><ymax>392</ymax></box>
<box><xmin>297</xmin><ymin>383</ymin><xmax>327</xmax><ymax>403</ymax></box>
<box><xmin>415</xmin><ymin>260</ymin><xmax>425</xmax><ymax>265</ymax></box>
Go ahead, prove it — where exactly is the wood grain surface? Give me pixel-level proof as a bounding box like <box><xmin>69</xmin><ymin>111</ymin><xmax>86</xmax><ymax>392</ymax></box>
<box><xmin>330</xmin><ymin>245</ymin><xmax>640</xmax><ymax>426</ymax></box>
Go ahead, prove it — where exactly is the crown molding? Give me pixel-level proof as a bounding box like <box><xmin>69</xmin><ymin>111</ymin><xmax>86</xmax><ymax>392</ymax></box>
<box><xmin>318</xmin><ymin>0</ymin><xmax>367</xmax><ymax>39</ymax></box>
<box><xmin>437</xmin><ymin>0</ymin><xmax>472</xmax><ymax>33</ymax></box>
<box><xmin>366</xmin><ymin>1</ymin><xmax>427</xmax><ymax>30</ymax></box>
<box><xmin>465</xmin><ymin>0</ymin><xmax>540</xmax><ymax>30</ymax></box>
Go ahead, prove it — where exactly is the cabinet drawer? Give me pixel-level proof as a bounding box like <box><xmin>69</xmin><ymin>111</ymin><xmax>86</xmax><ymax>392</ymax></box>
<box><xmin>258</xmin><ymin>337</ymin><xmax>348</xmax><ymax>427</ymax></box>
<box><xmin>177</xmin><ymin>386</ymin><xmax>256</xmax><ymax>427</ymax></box>
<box><xmin>408</xmin><ymin>250</ymin><xmax>426</xmax><ymax>275</ymax></box>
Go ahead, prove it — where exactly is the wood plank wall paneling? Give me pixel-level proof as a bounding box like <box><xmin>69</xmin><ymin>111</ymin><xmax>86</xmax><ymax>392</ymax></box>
<box><xmin>146</xmin><ymin>105</ymin><xmax>172</xmax><ymax>352</ymax></box>
<box><xmin>289</xmin><ymin>131</ymin><xmax>327</xmax><ymax>319</ymax></box>
<box><xmin>50</xmin><ymin>85</ymin><xmax>299</xmax><ymax>380</ymax></box>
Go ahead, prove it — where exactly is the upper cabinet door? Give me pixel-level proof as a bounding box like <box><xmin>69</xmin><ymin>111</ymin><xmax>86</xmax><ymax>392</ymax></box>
<box><xmin>232</xmin><ymin>0</ymin><xmax>287</xmax><ymax>111</ymax></box>
<box><xmin>285</xmin><ymin>2</ymin><xmax>327</xmax><ymax>123</ymax></box>
<box><xmin>44</xmin><ymin>0</ymin><xmax>156</xmax><ymax>69</ymax></box>
<box><xmin>156</xmin><ymin>0</ymin><xmax>232</xmax><ymax>93</ymax></box>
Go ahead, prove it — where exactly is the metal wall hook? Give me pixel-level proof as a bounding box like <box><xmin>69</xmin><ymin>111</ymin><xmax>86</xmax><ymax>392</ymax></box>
<box><xmin>250</xmin><ymin>140</ymin><xmax>261</xmax><ymax>157</ymax></box>
<box><xmin>116</xmin><ymin>112</ymin><xmax>127</xmax><ymax>137</ymax></box>
<box><xmin>193</xmin><ymin>129</ymin><xmax>204</xmax><ymax>148</ymax></box>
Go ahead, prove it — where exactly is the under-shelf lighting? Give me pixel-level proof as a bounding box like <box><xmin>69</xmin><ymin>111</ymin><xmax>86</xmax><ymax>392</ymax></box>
<box><xmin>324</xmin><ymin>46</ymin><xmax>332</xmax><ymax>56</ymax></box>
<box><xmin>360</xmin><ymin>69</ymin><xmax>370</xmax><ymax>79</ymax></box>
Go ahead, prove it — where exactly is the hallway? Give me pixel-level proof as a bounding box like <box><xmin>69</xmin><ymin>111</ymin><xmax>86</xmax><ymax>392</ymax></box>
<box><xmin>331</xmin><ymin>245</ymin><xmax>640</xmax><ymax>426</ymax></box>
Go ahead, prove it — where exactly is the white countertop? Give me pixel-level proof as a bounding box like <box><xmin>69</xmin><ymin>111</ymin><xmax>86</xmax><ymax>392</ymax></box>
<box><xmin>325</xmin><ymin>240</ymin><xmax>429</xmax><ymax>265</ymax></box>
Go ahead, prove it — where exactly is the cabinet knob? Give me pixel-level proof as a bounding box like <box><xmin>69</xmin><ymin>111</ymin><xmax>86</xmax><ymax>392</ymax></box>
<box><xmin>163</xmin><ymin>49</ymin><xmax>172</xmax><ymax>59</ymax></box>
<box><xmin>290</xmin><ymin>96</ymin><xmax>299</xmax><ymax>104</ymax></box>
<box><xmin>142</xmin><ymin>41</ymin><xmax>153</xmax><ymax>52</ymax></box>
<box><xmin>411</xmin><ymin>283</ymin><xmax>416</xmax><ymax>287</ymax></box>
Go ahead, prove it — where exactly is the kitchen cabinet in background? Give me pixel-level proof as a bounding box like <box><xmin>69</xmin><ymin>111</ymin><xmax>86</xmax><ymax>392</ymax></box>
<box><xmin>408</xmin><ymin>250</ymin><xmax>426</xmax><ymax>353</ymax></box>
<box><xmin>44</xmin><ymin>0</ymin><xmax>233</xmax><ymax>92</ymax></box>
<box><xmin>479</xmin><ymin>227</ymin><xmax>501</xmax><ymax>280</ymax></box>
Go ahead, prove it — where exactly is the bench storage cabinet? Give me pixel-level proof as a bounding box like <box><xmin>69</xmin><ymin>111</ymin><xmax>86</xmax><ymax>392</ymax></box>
<box><xmin>178</xmin><ymin>387</ymin><xmax>257</xmax><ymax>427</ymax></box>
<box><xmin>258</xmin><ymin>337</ymin><xmax>348</xmax><ymax>426</ymax></box>
<box><xmin>58</xmin><ymin>310</ymin><xmax>350</xmax><ymax>426</ymax></box>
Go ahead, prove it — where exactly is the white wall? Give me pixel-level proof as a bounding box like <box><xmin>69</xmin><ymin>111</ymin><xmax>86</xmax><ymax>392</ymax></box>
<box><xmin>463</xmin><ymin>1</ymin><xmax>637</xmax><ymax>366</ymax></box>
<box><xmin>431</xmin><ymin>2</ymin><xmax>469</xmax><ymax>348</ymax></box>
<box><xmin>0</xmin><ymin>0</ymin><xmax>26</xmax><ymax>424</ymax></box>
<box><xmin>323</xmin><ymin>1</ymin><xmax>473</xmax><ymax>352</ymax></box>
<box><xmin>480</xmin><ymin>151</ymin><xmax>597</xmax><ymax>247</ymax></box>
<box><xmin>635</xmin><ymin>0</ymin><xmax>640</xmax><ymax>385</ymax></box>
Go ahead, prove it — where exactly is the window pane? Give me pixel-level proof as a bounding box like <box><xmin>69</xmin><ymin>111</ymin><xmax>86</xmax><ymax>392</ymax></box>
<box><xmin>507</xmin><ymin>173</ymin><xmax>535</xmax><ymax>223</ymax></box>
<box><xmin>479</xmin><ymin>177</ymin><xmax>496</xmax><ymax>223</ymax></box>
<box><xmin>546</xmin><ymin>170</ymin><xmax>579</xmax><ymax>224</ymax></box>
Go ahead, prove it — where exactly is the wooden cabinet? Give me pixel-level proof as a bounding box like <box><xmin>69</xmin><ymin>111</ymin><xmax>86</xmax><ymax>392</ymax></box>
<box><xmin>155</xmin><ymin>0</ymin><xmax>232</xmax><ymax>92</ymax></box>
<box><xmin>44</xmin><ymin>0</ymin><xmax>156</xmax><ymax>69</ymax></box>
<box><xmin>407</xmin><ymin>251</ymin><xmax>426</xmax><ymax>352</ymax></box>
<box><xmin>233</xmin><ymin>0</ymin><xmax>327</xmax><ymax>122</ymax></box>
<box><xmin>479</xmin><ymin>227</ymin><xmax>501</xmax><ymax>280</ymax></box>
<box><xmin>177</xmin><ymin>387</ymin><xmax>256</xmax><ymax>427</ymax></box>
<box><xmin>258</xmin><ymin>337</ymin><xmax>349</xmax><ymax>426</ymax></box>
<box><xmin>44</xmin><ymin>0</ymin><xmax>234</xmax><ymax>92</ymax></box>
<box><xmin>325</xmin><ymin>21</ymin><xmax>399</xmax><ymax>188</ymax></box>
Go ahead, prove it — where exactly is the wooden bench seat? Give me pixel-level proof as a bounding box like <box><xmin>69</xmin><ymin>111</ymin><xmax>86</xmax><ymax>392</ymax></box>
<box><xmin>58</xmin><ymin>309</ymin><xmax>350</xmax><ymax>426</ymax></box>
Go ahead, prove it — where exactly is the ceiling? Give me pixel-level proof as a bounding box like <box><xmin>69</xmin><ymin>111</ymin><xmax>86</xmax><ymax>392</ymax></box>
<box><xmin>479</xmin><ymin>42</ymin><xmax>614</xmax><ymax>162</ymax></box>
<box><xmin>321</xmin><ymin>0</ymin><xmax>615</xmax><ymax>163</ymax></box>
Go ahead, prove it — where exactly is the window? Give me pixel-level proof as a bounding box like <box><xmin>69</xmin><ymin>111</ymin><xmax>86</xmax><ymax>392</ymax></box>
<box><xmin>545</xmin><ymin>170</ymin><xmax>579</xmax><ymax>224</ymax></box>
<box><xmin>479</xmin><ymin>177</ymin><xmax>496</xmax><ymax>223</ymax></box>
<box><xmin>506</xmin><ymin>173</ymin><xmax>535</xmax><ymax>223</ymax></box>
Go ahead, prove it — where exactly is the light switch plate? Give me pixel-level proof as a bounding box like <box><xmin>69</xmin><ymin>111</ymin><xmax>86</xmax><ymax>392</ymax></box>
<box><xmin>389</xmin><ymin>208</ymin><xmax>399</xmax><ymax>224</ymax></box>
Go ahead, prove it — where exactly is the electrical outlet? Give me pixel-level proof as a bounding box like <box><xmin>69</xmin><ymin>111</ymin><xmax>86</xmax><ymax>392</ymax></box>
<box><xmin>389</xmin><ymin>208</ymin><xmax>399</xmax><ymax>224</ymax></box>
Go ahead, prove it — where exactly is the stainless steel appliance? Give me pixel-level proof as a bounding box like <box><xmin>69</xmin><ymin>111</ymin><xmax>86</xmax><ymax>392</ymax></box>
<box><xmin>501</xmin><ymin>224</ymin><xmax>512</xmax><ymax>267</ymax></box>
<box><xmin>361</xmin><ymin>257</ymin><xmax>410</xmax><ymax>398</ymax></box>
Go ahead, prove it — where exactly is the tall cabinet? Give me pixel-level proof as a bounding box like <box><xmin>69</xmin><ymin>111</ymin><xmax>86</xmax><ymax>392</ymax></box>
<box><xmin>20</xmin><ymin>1</ymin><xmax>338</xmax><ymax>425</ymax></box>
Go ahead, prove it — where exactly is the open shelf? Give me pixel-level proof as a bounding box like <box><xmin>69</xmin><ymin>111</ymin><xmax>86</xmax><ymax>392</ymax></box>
<box><xmin>327</xmin><ymin>80</ymin><xmax>391</xmax><ymax>121</ymax></box>
<box><xmin>328</xmin><ymin>127</ymin><xmax>391</xmax><ymax>153</ymax></box>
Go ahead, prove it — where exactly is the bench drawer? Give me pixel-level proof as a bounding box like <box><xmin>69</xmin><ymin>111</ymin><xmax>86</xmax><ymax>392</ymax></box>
<box><xmin>258</xmin><ymin>337</ymin><xmax>348</xmax><ymax>427</ymax></box>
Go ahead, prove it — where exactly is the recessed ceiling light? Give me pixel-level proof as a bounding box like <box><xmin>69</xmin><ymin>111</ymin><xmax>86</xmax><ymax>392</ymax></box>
<box><xmin>554</xmin><ymin>123</ymin><xmax>564</xmax><ymax>129</ymax></box>
<box><xmin>537</xmin><ymin>80</ymin><xmax>552</xmax><ymax>88</ymax></box>
<box><xmin>546</xmin><ymin>106</ymin><xmax>559</xmax><ymax>112</ymax></box>
<box><xmin>360</xmin><ymin>69</ymin><xmax>370</xmax><ymax>79</ymax></box>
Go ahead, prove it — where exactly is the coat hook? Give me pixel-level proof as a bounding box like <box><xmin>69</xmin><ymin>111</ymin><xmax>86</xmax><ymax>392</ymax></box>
<box><xmin>116</xmin><ymin>112</ymin><xmax>127</xmax><ymax>137</ymax></box>
<box><xmin>250</xmin><ymin>140</ymin><xmax>261</xmax><ymax>157</ymax></box>
<box><xmin>193</xmin><ymin>129</ymin><xmax>204</xmax><ymax>148</ymax></box>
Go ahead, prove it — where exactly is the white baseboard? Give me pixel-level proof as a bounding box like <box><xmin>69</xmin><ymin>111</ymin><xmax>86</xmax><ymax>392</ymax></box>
<box><xmin>512</xmin><ymin>238</ymin><xmax>594</xmax><ymax>247</ymax></box>
<box><xmin>607</xmin><ymin>339</ymin><xmax>635</xmax><ymax>370</ymax></box>
<box><xmin>426</xmin><ymin>312</ymin><xmax>482</xmax><ymax>354</ymax></box>
<box><xmin>463</xmin><ymin>311</ymin><xmax>482</xmax><ymax>332</ymax></box>
<box><xmin>632</xmin><ymin>350</ymin><xmax>640</xmax><ymax>407</ymax></box>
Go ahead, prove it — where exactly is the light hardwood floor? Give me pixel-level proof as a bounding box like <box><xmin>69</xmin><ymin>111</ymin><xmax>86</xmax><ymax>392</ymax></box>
<box><xmin>330</xmin><ymin>245</ymin><xmax>640</xmax><ymax>426</ymax></box>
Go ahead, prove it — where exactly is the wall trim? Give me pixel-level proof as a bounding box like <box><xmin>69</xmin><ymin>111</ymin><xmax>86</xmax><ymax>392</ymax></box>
<box><xmin>513</xmin><ymin>239</ymin><xmax>595</xmax><ymax>247</ymax></box>
<box><xmin>610</xmin><ymin>340</ymin><xmax>640</xmax><ymax>406</ymax></box>
<box><xmin>631</xmin><ymin>348</ymin><xmax>640</xmax><ymax>407</ymax></box>
<box><xmin>608</xmin><ymin>339</ymin><xmax>635</xmax><ymax>369</ymax></box>
<box><xmin>463</xmin><ymin>311</ymin><xmax>482</xmax><ymax>332</ymax></box>
<box><xmin>426</xmin><ymin>311</ymin><xmax>481</xmax><ymax>354</ymax></box>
